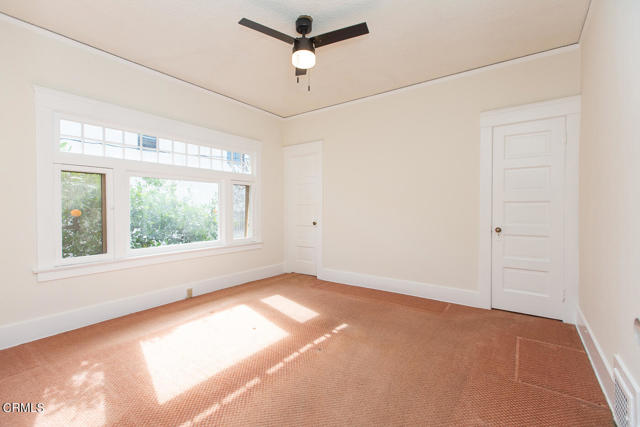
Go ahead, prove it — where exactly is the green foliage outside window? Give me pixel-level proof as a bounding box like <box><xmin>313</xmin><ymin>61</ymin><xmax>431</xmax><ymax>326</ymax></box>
<box><xmin>129</xmin><ymin>177</ymin><xmax>219</xmax><ymax>249</ymax></box>
<box><xmin>61</xmin><ymin>171</ymin><xmax>105</xmax><ymax>258</ymax></box>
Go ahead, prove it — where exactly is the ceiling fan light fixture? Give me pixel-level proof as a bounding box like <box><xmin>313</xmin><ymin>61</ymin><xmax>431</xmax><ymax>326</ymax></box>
<box><xmin>239</xmin><ymin>16</ymin><xmax>369</xmax><ymax>77</ymax></box>
<box><xmin>292</xmin><ymin>38</ymin><xmax>315</xmax><ymax>69</ymax></box>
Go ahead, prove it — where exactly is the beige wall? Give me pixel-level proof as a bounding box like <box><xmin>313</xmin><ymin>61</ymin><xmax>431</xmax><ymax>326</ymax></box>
<box><xmin>283</xmin><ymin>49</ymin><xmax>581</xmax><ymax>291</ymax></box>
<box><xmin>10</xmin><ymin>9</ymin><xmax>636</xmax><ymax>387</ymax></box>
<box><xmin>0</xmin><ymin>18</ymin><xmax>283</xmax><ymax>326</ymax></box>
<box><xmin>579</xmin><ymin>0</ymin><xmax>640</xmax><ymax>382</ymax></box>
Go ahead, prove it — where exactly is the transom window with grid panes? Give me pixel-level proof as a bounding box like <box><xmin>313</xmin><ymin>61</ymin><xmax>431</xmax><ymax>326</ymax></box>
<box><xmin>59</xmin><ymin>119</ymin><xmax>252</xmax><ymax>173</ymax></box>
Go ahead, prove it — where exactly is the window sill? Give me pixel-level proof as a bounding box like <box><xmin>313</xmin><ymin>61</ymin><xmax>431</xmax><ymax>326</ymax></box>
<box><xmin>34</xmin><ymin>241</ymin><xmax>263</xmax><ymax>282</ymax></box>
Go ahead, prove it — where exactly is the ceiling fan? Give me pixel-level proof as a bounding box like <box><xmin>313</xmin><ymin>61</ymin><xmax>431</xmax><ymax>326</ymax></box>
<box><xmin>238</xmin><ymin>15</ymin><xmax>369</xmax><ymax>80</ymax></box>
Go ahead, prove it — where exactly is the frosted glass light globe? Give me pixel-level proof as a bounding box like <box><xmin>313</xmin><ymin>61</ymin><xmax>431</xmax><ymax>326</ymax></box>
<box><xmin>292</xmin><ymin>49</ymin><xmax>316</xmax><ymax>69</ymax></box>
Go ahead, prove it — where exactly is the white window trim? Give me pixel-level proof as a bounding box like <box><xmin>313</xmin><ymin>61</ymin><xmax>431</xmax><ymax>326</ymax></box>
<box><xmin>34</xmin><ymin>86</ymin><xmax>262</xmax><ymax>282</ymax></box>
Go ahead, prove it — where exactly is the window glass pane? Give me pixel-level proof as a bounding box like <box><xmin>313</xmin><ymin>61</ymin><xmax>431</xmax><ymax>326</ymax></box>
<box><xmin>61</xmin><ymin>171</ymin><xmax>106</xmax><ymax>258</ymax></box>
<box><xmin>173</xmin><ymin>153</ymin><xmax>186</xmax><ymax>166</ymax></box>
<box><xmin>60</xmin><ymin>138</ymin><xmax>82</xmax><ymax>153</ymax></box>
<box><xmin>223</xmin><ymin>151</ymin><xmax>233</xmax><ymax>172</ymax></box>
<box><xmin>84</xmin><ymin>124</ymin><xmax>103</xmax><ymax>140</ymax></box>
<box><xmin>60</xmin><ymin>120</ymin><xmax>81</xmax><ymax>137</ymax></box>
<box><xmin>187</xmin><ymin>155</ymin><xmax>199</xmax><ymax>168</ymax></box>
<box><xmin>141</xmin><ymin>135</ymin><xmax>157</xmax><ymax>149</ymax></box>
<box><xmin>158</xmin><ymin>151</ymin><xmax>172</xmax><ymax>165</ymax></box>
<box><xmin>142</xmin><ymin>149</ymin><xmax>158</xmax><ymax>163</ymax></box>
<box><xmin>83</xmin><ymin>140</ymin><xmax>103</xmax><ymax>156</ymax></box>
<box><xmin>173</xmin><ymin>141</ymin><xmax>186</xmax><ymax>153</ymax></box>
<box><xmin>105</xmin><ymin>143</ymin><xmax>123</xmax><ymax>159</ymax></box>
<box><xmin>187</xmin><ymin>144</ymin><xmax>199</xmax><ymax>155</ymax></box>
<box><xmin>199</xmin><ymin>156</ymin><xmax>211</xmax><ymax>169</ymax></box>
<box><xmin>125</xmin><ymin>146</ymin><xmax>141</xmax><ymax>161</ymax></box>
<box><xmin>124</xmin><ymin>131</ymin><xmax>139</xmax><ymax>146</ymax></box>
<box><xmin>129</xmin><ymin>177</ymin><xmax>219</xmax><ymax>248</ymax></box>
<box><xmin>233</xmin><ymin>184</ymin><xmax>251</xmax><ymax>239</ymax></box>
<box><xmin>158</xmin><ymin>138</ymin><xmax>172</xmax><ymax>152</ymax></box>
<box><xmin>242</xmin><ymin>155</ymin><xmax>252</xmax><ymax>174</ymax></box>
<box><xmin>105</xmin><ymin>128</ymin><xmax>123</xmax><ymax>143</ymax></box>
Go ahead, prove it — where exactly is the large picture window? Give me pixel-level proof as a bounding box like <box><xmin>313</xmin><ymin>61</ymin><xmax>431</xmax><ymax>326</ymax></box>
<box><xmin>129</xmin><ymin>177</ymin><xmax>220</xmax><ymax>249</ymax></box>
<box><xmin>35</xmin><ymin>88</ymin><xmax>261</xmax><ymax>281</ymax></box>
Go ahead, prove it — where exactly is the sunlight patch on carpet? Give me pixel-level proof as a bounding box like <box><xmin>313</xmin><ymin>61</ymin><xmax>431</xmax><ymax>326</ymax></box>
<box><xmin>34</xmin><ymin>362</ymin><xmax>105</xmax><ymax>427</ymax></box>
<box><xmin>140</xmin><ymin>304</ymin><xmax>288</xmax><ymax>404</ymax></box>
<box><xmin>261</xmin><ymin>295</ymin><xmax>319</xmax><ymax>323</ymax></box>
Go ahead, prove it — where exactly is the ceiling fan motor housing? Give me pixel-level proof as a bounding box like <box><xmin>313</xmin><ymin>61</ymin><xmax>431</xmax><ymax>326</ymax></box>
<box><xmin>293</xmin><ymin>37</ymin><xmax>315</xmax><ymax>54</ymax></box>
<box><xmin>296</xmin><ymin>15</ymin><xmax>313</xmax><ymax>36</ymax></box>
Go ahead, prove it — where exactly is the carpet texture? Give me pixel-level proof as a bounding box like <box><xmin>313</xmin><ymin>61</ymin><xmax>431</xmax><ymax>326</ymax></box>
<box><xmin>0</xmin><ymin>274</ymin><xmax>612</xmax><ymax>426</ymax></box>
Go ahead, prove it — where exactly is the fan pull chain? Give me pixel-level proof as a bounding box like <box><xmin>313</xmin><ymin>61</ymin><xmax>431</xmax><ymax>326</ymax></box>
<box><xmin>307</xmin><ymin>69</ymin><xmax>311</xmax><ymax>92</ymax></box>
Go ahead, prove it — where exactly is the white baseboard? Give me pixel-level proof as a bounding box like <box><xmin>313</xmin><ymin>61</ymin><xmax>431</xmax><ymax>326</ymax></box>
<box><xmin>0</xmin><ymin>263</ymin><xmax>284</xmax><ymax>350</ymax></box>
<box><xmin>318</xmin><ymin>267</ymin><xmax>487</xmax><ymax>309</ymax></box>
<box><xmin>575</xmin><ymin>306</ymin><xmax>614</xmax><ymax>409</ymax></box>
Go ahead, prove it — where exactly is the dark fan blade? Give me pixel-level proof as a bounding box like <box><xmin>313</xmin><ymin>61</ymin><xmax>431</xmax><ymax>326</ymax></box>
<box><xmin>238</xmin><ymin>18</ymin><xmax>295</xmax><ymax>44</ymax></box>
<box><xmin>295</xmin><ymin>68</ymin><xmax>307</xmax><ymax>76</ymax></box>
<box><xmin>312</xmin><ymin>22</ymin><xmax>369</xmax><ymax>47</ymax></box>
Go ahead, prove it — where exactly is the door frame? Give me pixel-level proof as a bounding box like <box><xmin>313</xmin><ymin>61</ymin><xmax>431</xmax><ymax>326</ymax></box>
<box><xmin>283</xmin><ymin>140</ymin><xmax>323</xmax><ymax>275</ymax></box>
<box><xmin>478</xmin><ymin>96</ymin><xmax>581</xmax><ymax>323</ymax></box>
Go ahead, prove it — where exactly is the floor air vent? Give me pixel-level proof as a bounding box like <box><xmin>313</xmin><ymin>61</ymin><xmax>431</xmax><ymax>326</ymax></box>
<box><xmin>613</xmin><ymin>355</ymin><xmax>639</xmax><ymax>427</ymax></box>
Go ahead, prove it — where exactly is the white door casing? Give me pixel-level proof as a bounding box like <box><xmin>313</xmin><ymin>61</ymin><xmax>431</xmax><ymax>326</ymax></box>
<box><xmin>491</xmin><ymin>117</ymin><xmax>566</xmax><ymax>319</ymax></box>
<box><xmin>284</xmin><ymin>141</ymin><xmax>322</xmax><ymax>275</ymax></box>
<box><xmin>478</xmin><ymin>96</ymin><xmax>580</xmax><ymax>323</ymax></box>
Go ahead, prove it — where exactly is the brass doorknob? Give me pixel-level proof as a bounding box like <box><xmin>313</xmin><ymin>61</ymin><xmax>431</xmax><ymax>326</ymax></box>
<box><xmin>495</xmin><ymin>227</ymin><xmax>502</xmax><ymax>233</ymax></box>
<box><xmin>312</xmin><ymin>221</ymin><xmax>317</xmax><ymax>226</ymax></box>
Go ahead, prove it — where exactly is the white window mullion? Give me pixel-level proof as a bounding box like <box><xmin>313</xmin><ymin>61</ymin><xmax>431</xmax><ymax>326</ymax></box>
<box><xmin>222</xmin><ymin>178</ymin><xmax>233</xmax><ymax>245</ymax></box>
<box><xmin>251</xmin><ymin>181</ymin><xmax>259</xmax><ymax>242</ymax></box>
<box><xmin>114</xmin><ymin>167</ymin><xmax>130</xmax><ymax>260</ymax></box>
<box><xmin>252</xmin><ymin>149</ymin><xmax>261</xmax><ymax>242</ymax></box>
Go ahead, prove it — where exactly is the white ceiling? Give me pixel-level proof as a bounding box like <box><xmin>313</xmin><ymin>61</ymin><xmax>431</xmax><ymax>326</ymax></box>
<box><xmin>0</xmin><ymin>0</ymin><xmax>589</xmax><ymax>117</ymax></box>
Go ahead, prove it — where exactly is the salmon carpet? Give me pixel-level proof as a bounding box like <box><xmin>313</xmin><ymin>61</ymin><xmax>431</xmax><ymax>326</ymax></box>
<box><xmin>0</xmin><ymin>274</ymin><xmax>612</xmax><ymax>426</ymax></box>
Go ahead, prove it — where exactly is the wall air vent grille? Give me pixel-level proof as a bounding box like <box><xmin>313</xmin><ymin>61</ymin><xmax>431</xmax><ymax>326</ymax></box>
<box><xmin>613</xmin><ymin>355</ymin><xmax>639</xmax><ymax>427</ymax></box>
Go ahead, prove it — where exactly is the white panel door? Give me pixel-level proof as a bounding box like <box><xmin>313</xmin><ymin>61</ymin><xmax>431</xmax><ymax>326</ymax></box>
<box><xmin>284</xmin><ymin>142</ymin><xmax>322</xmax><ymax>275</ymax></box>
<box><xmin>492</xmin><ymin>118</ymin><xmax>566</xmax><ymax>319</ymax></box>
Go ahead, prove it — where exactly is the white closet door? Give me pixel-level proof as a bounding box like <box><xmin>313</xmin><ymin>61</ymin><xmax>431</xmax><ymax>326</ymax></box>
<box><xmin>284</xmin><ymin>142</ymin><xmax>322</xmax><ymax>275</ymax></box>
<box><xmin>491</xmin><ymin>117</ymin><xmax>566</xmax><ymax>319</ymax></box>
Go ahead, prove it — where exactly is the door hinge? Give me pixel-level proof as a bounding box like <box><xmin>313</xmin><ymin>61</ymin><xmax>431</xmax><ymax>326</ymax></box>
<box><xmin>562</xmin><ymin>289</ymin><xmax>567</xmax><ymax>302</ymax></box>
